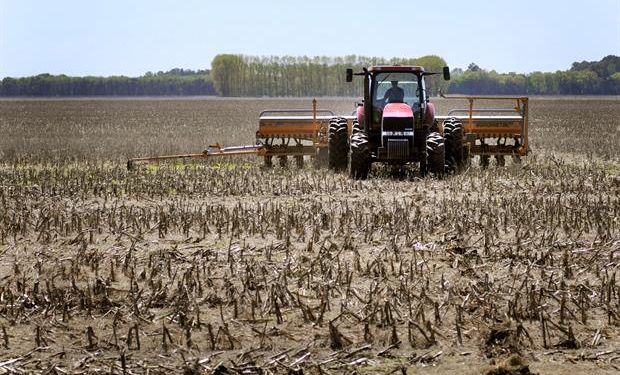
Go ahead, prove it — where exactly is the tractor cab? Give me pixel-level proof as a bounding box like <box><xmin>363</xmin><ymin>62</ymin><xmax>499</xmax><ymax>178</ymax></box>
<box><xmin>349</xmin><ymin>66</ymin><xmax>438</xmax><ymax>135</ymax></box>
<box><xmin>370</xmin><ymin>70</ymin><xmax>424</xmax><ymax>130</ymax></box>
<box><xmin>372</xmin><ymin>72</ymin><xmax>421</xmax><ymax>109</ymax></box>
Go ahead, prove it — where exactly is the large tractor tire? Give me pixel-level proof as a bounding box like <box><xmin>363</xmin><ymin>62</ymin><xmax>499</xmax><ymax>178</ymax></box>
<box><xmin>349</xmin><ymin>128</ymin><xmax>371</xmax><ymax>180</ymax></box>
<box><xmin>328</xmin><ymin>117</ymin><xmax>349</xmax><ymax>171</ymax></box>
<box><xmin>443</xmin><ymin>117</ymin><xmax>465</xmax><ymax>171</ymax></box>
<box><xmin>425</xmin><ymin>131</ymin><xmax>445</xmax><ymax>176</ymax></box>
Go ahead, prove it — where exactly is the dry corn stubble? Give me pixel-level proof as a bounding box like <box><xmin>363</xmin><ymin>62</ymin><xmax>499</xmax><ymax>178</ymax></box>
<box><xmin>0</xmin><ymin>96</ymin><xmax>618</xmax><ymax>374</ymax></box>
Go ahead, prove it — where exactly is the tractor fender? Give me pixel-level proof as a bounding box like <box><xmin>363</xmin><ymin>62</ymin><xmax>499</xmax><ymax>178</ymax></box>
<box><xmin>425</xmin><ymin>102</ymin><xmax>436</xmax><ymax>125</ymax></box>
<box><xmin>356</xmin><ymin>104</ymin><xmax>365</xmax><ymax>125</ymax></box>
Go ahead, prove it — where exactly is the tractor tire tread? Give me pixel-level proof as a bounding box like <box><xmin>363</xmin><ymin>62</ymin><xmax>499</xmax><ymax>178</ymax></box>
<box><xmin>328</xmin><ymin>117</ymin><xmax>349</xmax><ymax>171</ymax></box>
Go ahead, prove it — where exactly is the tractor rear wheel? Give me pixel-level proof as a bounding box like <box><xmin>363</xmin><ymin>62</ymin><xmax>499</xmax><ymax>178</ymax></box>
<box><xmin>328</xmin><ymin>117</ymin><xmax>349</xmax><ymax>171</ymax></box>
<box><xmin>349</xmin><ymin>129</ymin><xmax>371</xmax><ymax>180</ymax></box>
<box><xmin>425</xmin><ymin>131</ymin><xmax>445</xmax><ymax>176</ymax></box>
<box><xmin>443</xmin><ymin>117</ymin><xmax>465</xmax><ymax>171</ymax></box>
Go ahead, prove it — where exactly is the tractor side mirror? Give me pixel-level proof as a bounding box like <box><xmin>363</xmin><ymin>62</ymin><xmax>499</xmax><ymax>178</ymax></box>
<box><xmin>346</xmin><ymin>68</ymin><xmax>353</xmax><ymax>82</ymax></box>
<box><xmin>443</xmin><ymin>66</ymin><xmax>451</xmax><ymax>81</ymax></box>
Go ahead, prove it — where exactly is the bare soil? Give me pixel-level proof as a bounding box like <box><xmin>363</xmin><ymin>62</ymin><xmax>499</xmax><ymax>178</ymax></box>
<box><xmin>0</xmin><ymin>97</ymin><xmax>618</xmax><ymax>374</ymax></box>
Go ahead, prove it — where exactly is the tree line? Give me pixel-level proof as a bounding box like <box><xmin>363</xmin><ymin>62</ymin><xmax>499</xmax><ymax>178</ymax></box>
<box><xmin>0</xmin><ymin>55</ymin><xmax>617</xmax><ymax>97</ymax></box>
<box><xmin>0</xmin><ymin>68</ymin><xmax>216</xmax><ymax>96</ymax></box>
<box><xmin>210</xmin><ymin>54</ymin><xmax>618</xmax><ymax>96</ymax></box>
<box><xmin>449</xmin><ymin>55</ymin><xmax>620</xmax><ymax>95</ymax></box>
<box><xmin>210</xmin><ymin>54</ymin><xmax>450</xmax><ymax>97</ymax></box>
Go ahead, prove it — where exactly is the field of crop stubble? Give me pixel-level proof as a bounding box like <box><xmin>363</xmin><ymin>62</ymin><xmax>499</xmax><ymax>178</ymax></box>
<box><xmin>0</xmin><ymin>97</ymin><xmax>618</xmax><ymax>374</ymax></box>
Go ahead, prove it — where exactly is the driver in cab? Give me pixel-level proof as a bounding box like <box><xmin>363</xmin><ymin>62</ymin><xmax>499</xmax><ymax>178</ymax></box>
<box><xmin>383</xmin><ymin>81</ymin><xmax>404</xmax><ymax>103</ymax></box>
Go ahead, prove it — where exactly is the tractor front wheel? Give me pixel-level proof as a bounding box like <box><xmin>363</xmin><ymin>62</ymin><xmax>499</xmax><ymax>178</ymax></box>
<box><xmin>425</xmin><ymin>131</ymin><xmax>445</xmax><ymax>176</ymax></box>
<box><xmin>349</xmin><ymin>129</ymin><xmax>371</xmax><ymax>180</ymax></box>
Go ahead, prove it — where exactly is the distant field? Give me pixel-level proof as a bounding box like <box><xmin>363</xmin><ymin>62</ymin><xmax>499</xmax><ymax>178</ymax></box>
<box><xmin>0</xmin><ymin>97</ymin><xmax>618</xmax><ymax>374</ymax></box>
<box><xmin>1</xmin><ymin>97</ymin><xmax>618</xmax><ymax>162</ymax></box>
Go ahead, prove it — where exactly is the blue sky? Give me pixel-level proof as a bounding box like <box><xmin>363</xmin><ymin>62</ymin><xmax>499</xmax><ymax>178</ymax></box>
<box><xmin>1</xmin><ymin>0</ymin><xmax>618</xmax><ymax>78</ymax></box>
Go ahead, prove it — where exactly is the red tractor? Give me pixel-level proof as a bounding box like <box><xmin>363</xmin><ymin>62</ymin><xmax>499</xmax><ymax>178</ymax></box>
<box><xmin>328</xmin><ymin>65</ymin><xmax>457</xmax><ymax>179</ymax></box>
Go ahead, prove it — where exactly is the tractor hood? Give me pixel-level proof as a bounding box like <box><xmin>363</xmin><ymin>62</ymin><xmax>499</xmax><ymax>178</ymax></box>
<box><xmin>383</xmin><ymin>103</ymin><xmax>413</xmax><ymax>119</ymax></box>
<box><xmin>380</xmin><ymin>103</ymin><xmax>414</xmax><ymax>159</ymax></box>
<box><xmin>382</xmin><ymin>103</ymin><xmax>414</xmax><ymax>137</ymax></box>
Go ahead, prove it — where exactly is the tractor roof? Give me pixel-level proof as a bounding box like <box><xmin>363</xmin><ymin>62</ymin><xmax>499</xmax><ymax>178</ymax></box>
<box><xmin>368</xmin><ymin>65</ymin><xmax>425</xmax><ymax>73</ymax></box>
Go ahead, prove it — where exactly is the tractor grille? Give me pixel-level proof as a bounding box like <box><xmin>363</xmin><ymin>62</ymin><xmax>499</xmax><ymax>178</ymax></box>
<box><xmin>387</xmin><ymin>139</ymin><xmax>409</xmax><ymax>158</ymax></box>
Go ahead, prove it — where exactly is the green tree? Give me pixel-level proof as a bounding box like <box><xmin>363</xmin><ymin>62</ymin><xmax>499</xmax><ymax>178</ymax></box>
<box><xmin>211</xmin><ymin>54</ymin><xmax>247</xmax><ymax>96</ymax></box>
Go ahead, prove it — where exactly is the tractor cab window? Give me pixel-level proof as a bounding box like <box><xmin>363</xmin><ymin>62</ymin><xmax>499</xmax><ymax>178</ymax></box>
<box><xmin>372</xmin><ymin>72</ymin><xmax>420</xmax><ymax>110</ymax></box>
